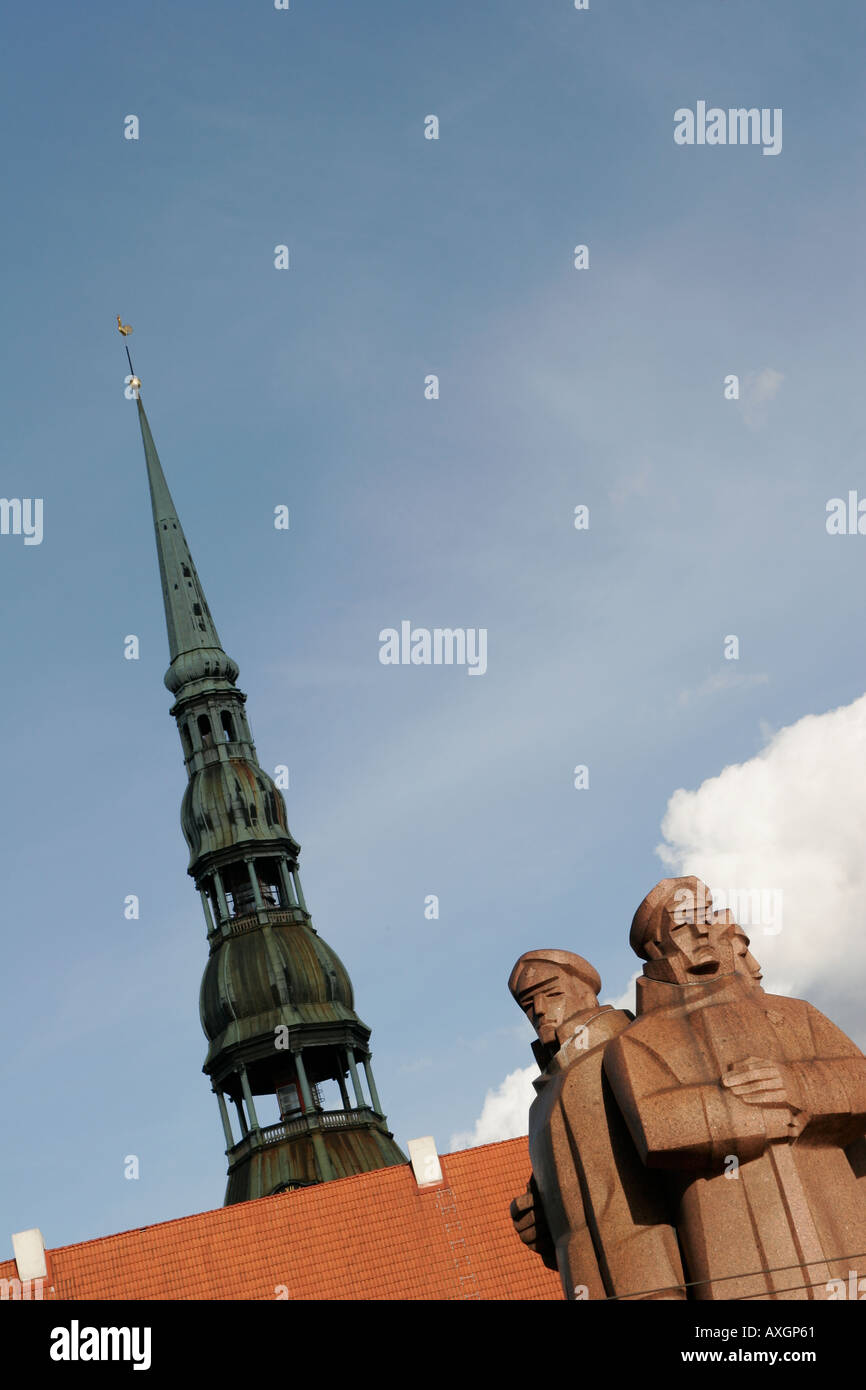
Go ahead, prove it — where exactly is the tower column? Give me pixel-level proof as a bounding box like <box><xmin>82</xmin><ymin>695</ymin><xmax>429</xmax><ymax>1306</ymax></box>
<box><xmin>292</xmin><ymin>1058</ymin><xmax>337</xmax><ymax>1181</ymax></box>
<box><xmin>212</xmin><ymin>870</ymin><xmax>231</xmax><ymax>924</ymax></box>
<box><xmin>346</xmin><ymin>1049</ymin><xmax>366</xmax><ymax>1109</ymax></box>
<box><xmin>363</xmin><ymin>1056</ymin><xmax>383</xmax><ymax>1114</ymax></box>
<box><xmin>239</xmin><ymin>1068</ymin><xmax>260</xmax><ymax>1131</ymax></box>
<box><xmin>292</xmin><ymin>871</ymin><xmax>307</xmax><ymax>912</ymax></box>
<box><xmin>278</xmin><ymin>860</ymin><xmax>297</xmax><ymax>907</ymax></box>
<box><xmin>233</xmin><ymin>1097</ymin><xmax>249</xmax><ymax>1137</ymax></box>
<box><xmin>246</xmin><ymin>858</ymin><xmax>266</xmax><ymax>913</ymax></box>
<box><xmin>214</xmin><ymin>1090</ymin><xmax>234</xmax><ymax>1149</ymax></box>
<box><xmin>337</xmin><ymin>1071</ymin><xmax>350</xmax><ymax>1110</ymax></box>
<box><xmin>199</xmin><ymin>888</ymin><xmax>216</xmax><ymax>936</ymax></box>
<box><xmin>294</xmin><ymin>1051</ymin><xmax>315</xmax><ymax>1112</ymax></box>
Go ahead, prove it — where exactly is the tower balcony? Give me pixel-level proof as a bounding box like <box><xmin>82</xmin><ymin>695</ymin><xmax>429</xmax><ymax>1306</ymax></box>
<box><xmin>226</xmin><ymin>1105</ymin><xmax>383</xmax><ymax>1167</ymax></box>
<box><xmin>206</xmin><ymin>905</ymin><xmax>309</xmax><ymax>950</ymax></box>
<box><xmin>221</xmin><ymin>1103</ymin><xmax>405</xmax><ymax>1203</ymax></box>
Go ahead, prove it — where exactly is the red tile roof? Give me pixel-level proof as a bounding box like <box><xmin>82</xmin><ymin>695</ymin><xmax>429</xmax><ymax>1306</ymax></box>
<box><xmin>0</xmin><ymin>1138</ymin><xmax>561</xmax><ymax>1301</ymax></box>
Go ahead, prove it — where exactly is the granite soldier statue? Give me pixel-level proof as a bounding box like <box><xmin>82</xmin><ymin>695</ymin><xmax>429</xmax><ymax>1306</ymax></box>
<box><xmin>509</xmin><ymin>949</ymin><xmax>685</xmax><ymax>1301</ymax></box>
<box><xmin>604</xmin><ymin>877</ymin><xmax>866</xmax><ymax>1300</ymax></box>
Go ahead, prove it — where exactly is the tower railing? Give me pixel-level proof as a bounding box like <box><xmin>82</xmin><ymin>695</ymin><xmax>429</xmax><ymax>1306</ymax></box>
<box><xmin>227</xmin><ymin>1106</ymin><xmax>383</xmax><ymax>1165</ymax></box>
<box><xmin>207</xmin><ymin>905</ymin><xmax>309</xmax><ymax>947</ymax></box>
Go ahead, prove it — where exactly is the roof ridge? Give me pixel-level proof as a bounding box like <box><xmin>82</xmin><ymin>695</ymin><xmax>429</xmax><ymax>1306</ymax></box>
<box><xmin>2</xmin><ymin>1138</ymin><xmax>530</xmax><ymax>1263</ymax></box>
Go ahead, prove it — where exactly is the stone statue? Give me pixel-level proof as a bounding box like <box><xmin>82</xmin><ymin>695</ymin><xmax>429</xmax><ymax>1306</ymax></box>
<box><xmin>715</xmin><ymin>909</ymin><xmax>763</xmax><ymax>988</ymax></box>
<box><xmin>603</xmin><ymin>876</ymin><xmax>866</xmax><ymax>1300</ymax></box>
<box><xmin>508</xmin><ymin>949</ymin><xmax>686</xmax><ymax>1301</ymax></box>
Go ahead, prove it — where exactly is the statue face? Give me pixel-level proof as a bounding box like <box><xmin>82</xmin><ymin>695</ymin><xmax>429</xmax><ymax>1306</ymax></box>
<box><xmin>646</xmin><ymin>890</ymin><xmax>736</xmax><ymax>983</ymax></box>
<box><xmin>516</xmin><ymin>969</ymin><xmax>596</xmax><ymax>1045</ymax></box>
<box><xmin>707</xmin><ymin>909</ymin><xmax>763</xmax><ymax>986</ymax></box>
<box><xmin>726</xmin><ymin>919</ymin><xmax>763</xmax><ymax>986</ymax></box>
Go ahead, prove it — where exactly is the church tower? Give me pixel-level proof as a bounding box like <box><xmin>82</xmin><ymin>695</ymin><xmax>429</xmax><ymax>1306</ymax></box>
<box><xmin>132</xmin><ymin>386</ymin><xmax>406</xmax><ymax>1204</ymax></box>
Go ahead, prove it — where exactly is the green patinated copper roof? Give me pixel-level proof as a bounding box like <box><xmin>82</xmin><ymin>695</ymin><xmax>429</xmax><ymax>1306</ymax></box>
<box><xmin>181</xmin><ymin>756</ymin><xmax>299</xmax><ymax>868</ymax></box>
<box><xmin>199</xmin><ymin>918</ymin><xmax>357</xmax><ymax>1045</ymax></box>
<box><xmin>137</xmin><ymin>395</ymin><xmax>239</xmax><ymax>695</ymax></box>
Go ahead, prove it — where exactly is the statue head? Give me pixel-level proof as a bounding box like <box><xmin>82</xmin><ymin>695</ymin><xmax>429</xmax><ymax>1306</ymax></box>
<box><xmin>714</xmin><ymin>909</ymin><xmax>763</xmax><ymax>988</ymax></box>
<box><xmin>508</xmin><ymin>949</ymin><xmax>601</xmax><ymax>1046</ymax></box>
<box><xmin>629</xmin><ymin>877</ymin><xmax>736</xmax><ymax>985</ymax></box>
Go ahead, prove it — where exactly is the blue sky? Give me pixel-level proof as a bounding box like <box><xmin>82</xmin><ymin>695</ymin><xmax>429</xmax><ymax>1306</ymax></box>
<box><xmin>1</xmin><ymin>0</ymin><xmax>865</xmax><ymax>1249</ymax></box>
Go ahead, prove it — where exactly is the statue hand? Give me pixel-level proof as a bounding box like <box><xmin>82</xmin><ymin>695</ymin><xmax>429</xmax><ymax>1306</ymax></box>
<box><xmin>510</xmin><ymin>1181</ymin><xmax>557</xmax><ymax>1268</ymax></box>
<box><xmin>722</xmin><ymin>1056</ymin><xmax>802</xmax><ymax>1118</ymax></box>
<box><xmin>510</xmin><ymin>1188</ymin><xmax>540</xmax><ymax>1246</ymax></box>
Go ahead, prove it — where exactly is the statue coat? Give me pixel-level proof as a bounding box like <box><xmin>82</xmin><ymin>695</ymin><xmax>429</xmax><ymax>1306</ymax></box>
<box><xmin>528</xmin><ymin>1005</ymin><xmax>686</xmax><ymax>1301</ymax></box>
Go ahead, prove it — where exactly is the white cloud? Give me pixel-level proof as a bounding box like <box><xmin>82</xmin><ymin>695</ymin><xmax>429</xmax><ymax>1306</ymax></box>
<box><xmin>657</xmin><ymin>691</ymin><xmax>866</xmax><ymax>1042</ymax></box>
<box><xmin>449</xmin><ymin>1066</ymin><xmax>537</xmax><ymax>1150</ymax></box>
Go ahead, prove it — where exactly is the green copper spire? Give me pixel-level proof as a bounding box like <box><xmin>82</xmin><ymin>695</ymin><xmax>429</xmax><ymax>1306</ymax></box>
<box><xmin>131</xmin><ymin>377</ymin><xmax>405</xmax><ymax>1203</ymax></box>
<box><xmin>136</xmin><ymin>394</ymin><xmax>239</xmax><ymax>696</ymax></box>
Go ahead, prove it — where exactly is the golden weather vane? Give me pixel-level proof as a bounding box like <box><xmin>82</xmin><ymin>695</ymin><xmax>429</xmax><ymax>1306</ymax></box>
<box><xmin>117</xmin><ymin>315</ymin><xmax>141</xmax><ymax>392</ymax></box>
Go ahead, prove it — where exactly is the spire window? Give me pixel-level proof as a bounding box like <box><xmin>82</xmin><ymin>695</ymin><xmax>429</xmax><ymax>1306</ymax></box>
<box><xmin>197</xmin><ymin>714</ymin><xmax>214</xmax><ymax>749</ymax></box>
<box><xmin>221</xmin><ymin>711</ymin><xmax>236</xmax><ymax>742</ymax></box>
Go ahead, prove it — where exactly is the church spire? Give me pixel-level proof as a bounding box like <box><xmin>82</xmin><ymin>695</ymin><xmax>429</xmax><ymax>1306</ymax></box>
<box><xmin>128</xmin><ymin>360</ymin><xmax>405</xmax><ymax>1203</ymax></box>
<box><xmin>136</xmin><ymin>395</ymin><xmax>239</xmax><ymax>696</ymax></box>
